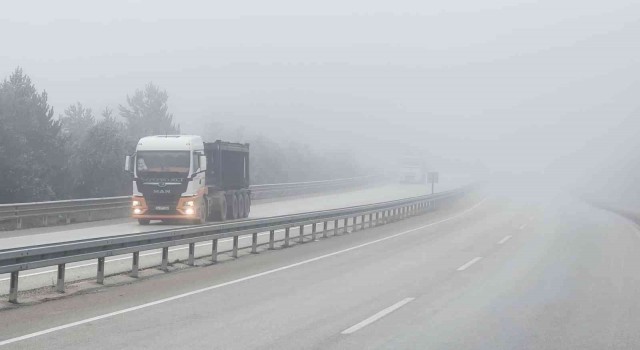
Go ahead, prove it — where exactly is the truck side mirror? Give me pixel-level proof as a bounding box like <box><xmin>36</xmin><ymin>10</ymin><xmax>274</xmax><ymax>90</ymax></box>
<box><xmin>199</xmin><ymin>155</ymin><xmax>207</xmax><ymax>172</ymax></box>
<box><xmin>124</xmin><ymin>155</ymin><xmax>132</xmax><ymax>173</ymax></box>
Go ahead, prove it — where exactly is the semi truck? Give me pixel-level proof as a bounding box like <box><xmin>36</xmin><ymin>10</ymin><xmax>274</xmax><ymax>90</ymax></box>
<box><xmin>124</xmin><ymin>135</ymin><xmax>251</xmax><ymax>225</ymax></box>
<box><xmin>398</xmin><ymin>156</ymin><xmax>427</xmax><ymax>184</ymax></box>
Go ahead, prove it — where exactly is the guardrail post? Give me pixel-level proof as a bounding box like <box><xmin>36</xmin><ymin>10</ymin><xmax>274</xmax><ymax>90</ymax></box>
<box><xmin>161</xmin><ymin>247</ymin><xmax>169</xmax><ymax>270</ymax></box>
<box><xmin>312</xmin><ymin>223</ymin><xmax>317</xmax><ymax>241</ymax></box>
<box><xmin>323</xmin><ymin>221</ymin><xmax>328</xmax><ymax>238</ymax></box>
<box><xmin>368</xmin><ymin>213</ymin><xmax>373</xmax><ymax>228</ymax></box>
<box><xmin>334</xmin><ymin>220</ymin><xmax>339</xmax><ymax>235</ymax></box>
<box><xmin>284</xmin><ymin>227</ymin><xmax>290</xmax><ymax>247</ymax></box>
<box><xmin>212</xmin><ymin>239</ymin><xmax>218</xmax><ymax>262</ymax></box>
<box><xmin>343</xmin><ymin>218</ymin><xmax>348</xmax><ymax>233</ymax></box>
<box><xmin>97</xmin><ymin>257</ymin><xmax>105</xmax><ymax>284</ymax></box>
<box><xmin>56</xmin><ymin>264</ymin><xmax>66</xmax><ymax>293</ymax></box>
<box><xmin>9</xmin><ymin>271</ymin><xmax>19</xmax><ymax>303</ymax></box>
<box><xmin>352</xmin><ymin>217</ymin><xmax>358</xmax><ymax>232</ymax></box>
<box><xmin>16</xmin><ymin>217</ymin><xmax>22</xmax><ymax>230</ymax></box>
<box><xmin>299</xmin><ymin>225</ymin><xmax>304</xmax><ymax>243</ymax></box>
<box><xmin>42</xmin><ymin>215</ymin><xmax>48</xmax><ymax>226</ymax></box>
<box><xmin>65</xmin><ymin>214</ymin><xmax>71</xmax><ymax>224</ymax></box>
<box><xmin>233</xmin><ymin>236</ymin><xmax>239</xmax><ymax>258</ymax></box>
<box><xmin>269</xmin><ymin>230</ymin><xmax>275</xmax><ymax>249</ymax></box>
<box><xmin>361</xmin><ymin>215</ymin><xmax>366</xmax><ymax>230</ymax></box>
<box><xmin>188</xmin><ymin>243</ymin><xmax>195</xmax><ymax>266</ymax></box>
<box><xmin>252</xmin><ymin>232</ymin><xmax>258</xmax><ymax>253</ymax></box>
<box><xmin>131</xmin><ymin>252</ymin><xmax>139</xmax><ymax>278</ymax></box>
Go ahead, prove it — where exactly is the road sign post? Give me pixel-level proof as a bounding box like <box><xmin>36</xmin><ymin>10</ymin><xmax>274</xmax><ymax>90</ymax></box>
<box><xmin>427</xmin><ymin>172</ymin><xmax>439</xmax><ymax>194</ymax></box>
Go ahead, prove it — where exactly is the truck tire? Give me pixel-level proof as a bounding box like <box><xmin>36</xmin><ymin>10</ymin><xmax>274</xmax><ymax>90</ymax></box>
<box><xmin>210</xmin><ymin>196</ymin><xmax>227</xmax><ymax>221</ymax></box>
<box><xmin>227</xmin><ymin>194</ymin><xmax>238</xmax><ymax>220</ymax></box>
<box><xmin>193</xmin><ymin>200</ymin><xmax>208</xmax><ymax>225</ymax></box>
<box><xmin>243</xmin><ymin>193</ymin><xmax>251</xmax><ymax>217</ymax></box>
<box><xmin>237</xmin><ymin>194</ymin><xmax>246</xmax><ymax>219</ymax></box>
<box><xmin>138</xmin><ymin>219</ymin><xmax>150</xmax><ymax>225</ymax></box>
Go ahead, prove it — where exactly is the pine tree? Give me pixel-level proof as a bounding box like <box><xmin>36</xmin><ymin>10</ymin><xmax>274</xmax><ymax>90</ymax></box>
<box><xmin>74</xmin><ymin>108</ymin><xmax>131</xmax><ymax>197</ymax></box>
<box><xmin>119</xmin><ymin>83</ymin><xmax>180</xmax><ymax>140</ymax></box>
<box><xmin>0</xmin><ymin>68</ymin><xmax>65</xmax><ymax>203</ymax></box>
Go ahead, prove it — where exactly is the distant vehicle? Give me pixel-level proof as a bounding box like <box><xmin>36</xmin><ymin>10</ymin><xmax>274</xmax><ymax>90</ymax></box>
<box><xmin>399</xmin><ymin>156</ymin><xmax>427</xmax><ymax>184</ymax></box>
<box><xmin>125</xmin><ymin>135</ymin><xmax>250</xmax><ymax>225</ymax></box>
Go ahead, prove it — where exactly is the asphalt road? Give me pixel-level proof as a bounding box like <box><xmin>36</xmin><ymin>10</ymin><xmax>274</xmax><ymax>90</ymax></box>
<box><xmin>3</xmin><ymin>188</ymin><xmax>637</xmax><ymax>349</ymax></box>
<box><xmin>0</xmin><ymin>183</ymin><xmax>458</xmax><ymax>295</ymax></box>
<box><xmin>0</xmin><ymin>183</ymin><xmax>452</xmax><ymax>249</ymax></box>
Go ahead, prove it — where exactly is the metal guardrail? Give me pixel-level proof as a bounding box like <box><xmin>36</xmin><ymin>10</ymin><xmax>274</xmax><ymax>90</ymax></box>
<box><xmin>0</xmin><ymin>176</ymin><xmax>378</xmax><ymax>230</ymax></box>
<box><xmin>0</xmin><ymin>186</ymin><xmax>470</xmax><ymax>303</ymax></box>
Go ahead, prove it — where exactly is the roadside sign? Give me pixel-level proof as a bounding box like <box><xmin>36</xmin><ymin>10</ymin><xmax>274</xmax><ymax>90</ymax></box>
<box><xmin>427</xmin><ymin>172</ymin><xmax>439</xmax><ymax>184</ymax></box>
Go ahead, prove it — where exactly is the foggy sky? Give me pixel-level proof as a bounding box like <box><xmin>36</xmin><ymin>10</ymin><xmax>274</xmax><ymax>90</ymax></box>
<box><xmin>2</xmin><ymin>0</ymin><xmax>639</xmax><ymax>174</ymax></box>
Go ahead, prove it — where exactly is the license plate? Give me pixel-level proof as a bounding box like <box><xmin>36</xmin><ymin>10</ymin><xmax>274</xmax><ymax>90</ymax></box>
<box><xmin>155</xmin><ymin>206</ymin><xmax>170</xmax><ymax>211</ymax></box>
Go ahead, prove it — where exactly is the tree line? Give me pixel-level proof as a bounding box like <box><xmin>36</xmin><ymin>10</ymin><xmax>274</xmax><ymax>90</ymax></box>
<box><xmin>0</xmin><ymin>68</ymin><xmax>361</xmax><ymax>204</ymax></box>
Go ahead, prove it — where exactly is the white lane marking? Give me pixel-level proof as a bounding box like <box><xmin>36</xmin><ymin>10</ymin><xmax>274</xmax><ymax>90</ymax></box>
<box><xmin>519</xmin><ymin>223</ymin><xmax>527</xmax><ymax>230</ymax></box>
<box><xmin>0</xmin><ymin>198</ymin><xmax>486</xmax><ymax>347</ymax></box>
<box><xmin>341</xmin><ymin>298</ymin><xmax>415</xmax><ymax>335</ymax></box>
<box><xmin>497</xmin><ymin>235</ymin><xmax>512</xmax><ymax>245</ymax></box>
<box><xmin>0</xmin><ymin>229</ymin><xmax>289</xmax><ymax>282</ymax></box>
<box><xmin>456</xmin><ymin>257</ymin><xmax>483</xmax><ymax>271</ymax></box>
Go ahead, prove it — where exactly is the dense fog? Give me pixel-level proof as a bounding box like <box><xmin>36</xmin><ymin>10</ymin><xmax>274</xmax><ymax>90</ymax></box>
<box><xmin>1</xmin><ymin>0</ymin><xmax>639</xmax><ymax>204</ymax></box>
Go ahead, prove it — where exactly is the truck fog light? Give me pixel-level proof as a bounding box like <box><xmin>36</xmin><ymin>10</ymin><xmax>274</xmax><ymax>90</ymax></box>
<box><xmin>132</xmin><ymin>200</ymin><xmax>141</xmax><ymax>207</ymax></box>
<box><xmin>133</xmin><ymin>208</ymin><xmax>142</xmax><ymax>215</ymax></box>
<box><xmin>185</xmin><ymin>208</ymin><xmax>195</xmax><ymax>215</ymax></box>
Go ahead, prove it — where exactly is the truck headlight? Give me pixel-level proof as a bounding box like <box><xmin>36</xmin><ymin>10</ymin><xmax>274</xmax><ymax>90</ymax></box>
<box><xmin>133</xmin><ymin>208</ymin><xmax>142</xmax><ymax>215</ymax></box>
<box><xmin>132</xmin><ymin>200</ymin><xmax>141</xmax><ymax>207</ymax></box>
<box><xmin>184</xmin><ymin>201</ymin><xmax>195</xmax><ymax>207</ymax></box>
<box><xmin>184</xmin><ymin>208</ymin><xmax>195</xmax><ymax>215</ymax></box>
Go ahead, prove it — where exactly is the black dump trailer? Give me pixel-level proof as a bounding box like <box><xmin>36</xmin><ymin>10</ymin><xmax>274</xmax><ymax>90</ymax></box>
<box><xmin>204</xmin><ymin>140</ymin><xmax>251</xmax><ymax>221</ymax></box>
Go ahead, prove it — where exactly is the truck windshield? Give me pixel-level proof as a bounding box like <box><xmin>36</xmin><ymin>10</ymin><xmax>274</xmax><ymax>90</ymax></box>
<box><xmin>136</xmin><ymin>151</ymin><xmax>190</xmax><ymax>179</ymax></box>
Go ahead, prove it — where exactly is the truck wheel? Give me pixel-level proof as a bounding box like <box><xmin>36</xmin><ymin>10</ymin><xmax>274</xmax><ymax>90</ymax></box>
<box><xmin>210</xmin><ymin>196</ymin><xmax>226</xmax><ymax>221</ymax></box>
<box><xmin>193</xmin><ymin>201</ymin><xmax>208</xmax><ymax>225</ymax></box>
<box><xmin>237</xmin><ymin>195</ymin><xmax>245</xmax><ymax>219</ymax></box>
<box><xmin>227</xmin><ymin>194</ymin><xmax>238</xmax><ymax>220</ymax></box>
<box><xmin>243</xmin><ymin>193</ymin><xmax>251</xmax><ymax>217</ymax></box>
<box><xmin>138</xmin><ymin>219</ymin><xmax>150</xmax><ymax>225</ymax></box>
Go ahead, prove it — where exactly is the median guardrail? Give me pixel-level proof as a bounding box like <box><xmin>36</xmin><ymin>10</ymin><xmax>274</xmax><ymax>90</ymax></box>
<box><xmin>0</xmin><ymin>185</ymin><xmax>471</xmax><ymax>303</ymax></box>
<box><xmin>0</xmin><ymin>176</ymin><xmax>379</xmax><ymax>230</ymax></box>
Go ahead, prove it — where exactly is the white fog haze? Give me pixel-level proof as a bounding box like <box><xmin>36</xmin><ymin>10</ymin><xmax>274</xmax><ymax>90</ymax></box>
<box><xmin>3</xmin><ymin>0</ymin><xmax>638</xmax><ymax>184</ymax></box>
<box><xmin>4</xmin><ymin>1</ymin><xmax>640</xmax><ymax>348</ymax></box>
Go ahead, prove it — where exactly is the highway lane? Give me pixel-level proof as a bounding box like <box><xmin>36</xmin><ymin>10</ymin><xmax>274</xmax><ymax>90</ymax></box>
<box><xmin>0</xmin><ymin>181</ymin><xmax>470</xmax><ymax>295</ymax></box>
<box><xmin>0</xmin><ymin>183</ymin><xmax>453</xmax><ymax>249</ymax></box>
<box><xmin>0</xmin><ymin>175</ymin><xmax>471</xmax><ymax>247</ymax></box>
<box><xmin>0</xmin><ymin>192</ymin><xmax>503</xmax><ymax>348</ymax></box>
<box><xmin>7</xmin><ymin>189</ymin><xmax>633</xmax><ymax>349</ymax></box>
